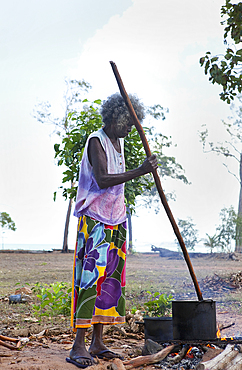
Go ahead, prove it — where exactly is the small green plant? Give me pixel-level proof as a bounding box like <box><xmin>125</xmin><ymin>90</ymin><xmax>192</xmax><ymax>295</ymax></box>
<box><xmin>130</xmin><ymin>304</ymin><xmax>143</xmax><ymax>314</ymax></box>
<box><xmin>31</xmin><ymin>282</ymin><xmax>72</xmax><ymax>322</ymax></box>
<box><xmin>15</xmin><ymin>282</ymin><xmax>30</xmax><ymax>288</ymax></box>
<box><xmin>144</xmin><ymin>291</ymin><xmax>173</xmax><ymax>317</ymax></box>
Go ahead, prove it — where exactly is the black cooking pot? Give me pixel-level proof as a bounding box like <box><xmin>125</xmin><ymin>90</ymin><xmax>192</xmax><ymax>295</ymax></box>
<box><xmin>143</xmin><ymin>317</ymin><xmax>173</xmax><ymax>343</ymax></box>
<box><xmin>172</xmin><ymin>300</ymin><xmax>216</xmax><ymax>340</ymax></box>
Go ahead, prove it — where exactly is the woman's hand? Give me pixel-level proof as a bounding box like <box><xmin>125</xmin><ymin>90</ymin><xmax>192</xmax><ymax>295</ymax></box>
<box><xmin>139</xmin><ymin>154</ymin><xmax>158</xmax><ymax>174</ymax></box>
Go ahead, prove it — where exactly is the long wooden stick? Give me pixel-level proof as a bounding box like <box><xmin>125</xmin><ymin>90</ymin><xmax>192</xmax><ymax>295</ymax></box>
<box><xmin>110</xmin><ymin>61</ymin><xmax>203</xmax><ymax>301</ymax></box>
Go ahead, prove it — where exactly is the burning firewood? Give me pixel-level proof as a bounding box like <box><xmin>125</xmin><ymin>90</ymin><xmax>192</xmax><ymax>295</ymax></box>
<box><xmin>195</xmin><ymin>344</ymin><xmax>242</xmax><ymax>370</ymax></box>
<box><xmin>168</xmin><ymin>344</ymin><xmax>190</xmax><ymax>365</ymax></box>
<box><xmin>123</xmin><ymin>344</ymin><xmax>175</xmax><ymax>369</ymax></box>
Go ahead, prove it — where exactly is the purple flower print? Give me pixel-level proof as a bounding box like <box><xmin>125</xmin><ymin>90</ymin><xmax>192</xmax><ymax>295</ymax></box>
<box><xmin>96</xmin><ymin>276</ymin><xmax>121</xmax><ymax>310</ymax></box>
<box><xmin>77</xmin><ymin>223</ymin><xmax>107</xmax><ymax>272</ymax></box>
<box><xmin>95</xmin><ymin>247</ymin><xmax>122</xmax><ymax>310</ymax></box>
<box><xmin>77</xmin><ymin>223</ymin><xmax>109</xmax><ymax>290</ymax></box>
<box><xmin>77</xmin><ymin>238</ymin><xmax>99</xmax><ymax>272</ymax></box>
<box><xmin>106</xmin><ymin>248</ymin><xmax>119</xmax><ymax>277</ymax></box>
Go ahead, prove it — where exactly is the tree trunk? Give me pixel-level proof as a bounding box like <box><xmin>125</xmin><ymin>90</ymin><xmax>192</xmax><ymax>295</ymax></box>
<box><xmin>126</xmin><ymin>205</ymin><xmax>133</xmax><ymax>253</ymax></box>
<box><xmin>62</xmin><ymin>197</ymin><xmax>73</xmax><ymax>253</ymax></box>
<box><xmin>235</xmin><ymin>153</ymin><xmax>242</xmax><ymax>253</ymax></box>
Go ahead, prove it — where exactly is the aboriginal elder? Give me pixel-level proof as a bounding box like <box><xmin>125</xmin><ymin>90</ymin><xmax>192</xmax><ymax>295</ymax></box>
<box><xmin>67</xmin><ymin>93</ymin><xmax>158</xmax><ymax>368</ymax></box>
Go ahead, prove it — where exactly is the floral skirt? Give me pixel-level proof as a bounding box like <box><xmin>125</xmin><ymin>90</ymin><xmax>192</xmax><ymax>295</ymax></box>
<box><xmin>71</xmin><ymin>215</ymin><xmax>127</xmax><ymax>330</ymax></box>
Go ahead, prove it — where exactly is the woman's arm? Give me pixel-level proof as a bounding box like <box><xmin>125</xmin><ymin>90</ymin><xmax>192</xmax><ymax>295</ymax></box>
<box><xmin>88</xmin><ymin>137</ymin><xmax>158</xmax><ymax>189</ymax></box>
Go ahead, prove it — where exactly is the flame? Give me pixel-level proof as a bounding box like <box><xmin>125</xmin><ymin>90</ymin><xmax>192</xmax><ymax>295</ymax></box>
<box><xmin>217</xmin><ymin>327</ymin><xmax>234</xmax><ymax>341</ymax></box>
<box><xmin>186</xmin><ymin>347</ymin><xmax>194</xmax><ymax>359</ymax></box>
<box><xmin>217</xmin><ymin>328</ymin><xmax>227</xmax><ymax>340</ymax></box>
<box><xmin>206</xmin><ymin>343</ymin><xmax>213</xmax><ymax>348</ymax></box>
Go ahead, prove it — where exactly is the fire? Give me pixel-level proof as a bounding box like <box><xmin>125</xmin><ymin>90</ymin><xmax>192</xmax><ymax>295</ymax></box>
<box><xmin>216</xmin><ymin>328</ymin><xmax>234</xmax><ymax>341</ymax></box>
<box><xmin>216</xmin><ymin>328</ymin><xmax>228</xmax><ymax>341</ymax></box>
<box><xmin>206</xmin><ymin>343</ymin><xmax>213</xmax><ymax>348</ymax></box>
<box><xmin>186</xmin><ymin>347</ymin><xmax>194</xmax><ymax>359</ymax></box>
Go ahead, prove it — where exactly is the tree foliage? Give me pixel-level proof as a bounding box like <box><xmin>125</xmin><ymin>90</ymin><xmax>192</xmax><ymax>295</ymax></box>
<box><xmin>200</xmin><ymin>0</ymin><xmax>242</xmax><ymax>103</ymax></box>
<box><xmin>34</xmin><ymin>79</ymin><xmax>93</xmax><ymax>252</ymax></box>
<box><xmin>199</xmin><ymin>114</ymin><xmax>242</xmax><ymax>252</ymax></box>
<box><xmin>34</xmin><ymin>79</ymin><xmax>92</xmax><ymax>135</ymax></box>
<box><xmin>203</xmin><ymin>233</ymin><xmax>220</xmax><ymax>253</ymax></box>
<box><xmin>175</xmin><ymin>218</ymin><xmax>199</xmax><ymax>251</ymax></box>
<box><xmin>204</xmin><ymin>206</ymin><xmax>242</xmax><ymax>253</ymax></box>
<box><xmin>216</xmin><ymin>206</ymin><xmax>239</xmax><ymax>252</ymax></box>
<box><xmin>199</xmin><ymin>120</ymin><xmax>241</xmax><ymax>180</ymax></box>
<box><xmin>0</xmin><ymin>212</ymin><xmax>16</xmax><ymax>232</ymax></box>
<box><xmin>53</xmin><ymin>99</ymin><xmax>103</xmax><ymax>201</ymax></box>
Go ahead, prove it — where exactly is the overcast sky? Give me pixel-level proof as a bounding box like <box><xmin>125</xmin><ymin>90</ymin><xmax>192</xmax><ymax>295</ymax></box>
<box><xmin>0</xmin><ymin>0</ymin><xmax>239</xmax><ymax>251</ymax></box>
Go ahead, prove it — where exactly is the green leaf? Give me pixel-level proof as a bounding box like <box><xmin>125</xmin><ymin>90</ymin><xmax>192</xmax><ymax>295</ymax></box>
<box><xmin>94</xmin><ymin>99</ymin><xmax>102</xmax><ymax>105</ymax></box>
<box><xmin>54</xmin><ymin>144</ymin><xmax>60</xmax><ymax>152</ymax></box>
<box><xmin>204</xmin><ymin>60</ymin><xmax>210</xmax><ymax>74</ymax></box>
<box><xmin>236</xmin><ymin>49</ymin><xmax>242</xmax><ymax>56</ymax></box>
<box><xmin>199</xmin><ymin>57</ymin><xmax>205</xmax><ymax>66</ymax></box>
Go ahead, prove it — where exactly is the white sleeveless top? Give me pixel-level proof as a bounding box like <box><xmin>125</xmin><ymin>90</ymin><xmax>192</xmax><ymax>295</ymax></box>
<box><xmin>73</xmin><ymin>129</ymin><xmax>126</xmax><ymax>225</ymax></box>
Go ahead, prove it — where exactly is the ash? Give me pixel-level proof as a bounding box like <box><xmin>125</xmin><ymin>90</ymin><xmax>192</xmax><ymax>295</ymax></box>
<box><xmin>155</xmin><ymin>346</ymin><xmax>204</xmax><ymax>370</ymax></box>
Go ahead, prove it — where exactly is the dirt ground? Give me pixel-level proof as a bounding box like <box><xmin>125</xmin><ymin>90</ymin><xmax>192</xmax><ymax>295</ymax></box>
<box><xmin>0</xmin><ymin>251</ymin><xmax>242</xmax><ymax>369</ymax></box>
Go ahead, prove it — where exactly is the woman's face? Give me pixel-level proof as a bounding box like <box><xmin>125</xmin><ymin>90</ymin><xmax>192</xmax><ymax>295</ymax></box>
<box><xmin>114</xmin><ymin>116</ymin><xmax>134</xmax><ymax>138</ymax></box>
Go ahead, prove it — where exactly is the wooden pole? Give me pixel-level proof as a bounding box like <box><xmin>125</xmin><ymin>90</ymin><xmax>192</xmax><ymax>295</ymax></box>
<box><xmin>110</xmin><ymin>61</ymin><xmax>203</xmax><ymax>301</ymax></box>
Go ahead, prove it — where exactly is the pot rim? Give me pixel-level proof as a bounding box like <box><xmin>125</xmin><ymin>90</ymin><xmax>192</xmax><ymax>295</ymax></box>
<box><xmin>172</xmin><ymin>299</ymin><xmax>216</xmax><ymax>304</ymax></box>
<box><xmin>143</xmin><ymin>316</ymin><xmax>172</xmax><ymax>321</ymax></box>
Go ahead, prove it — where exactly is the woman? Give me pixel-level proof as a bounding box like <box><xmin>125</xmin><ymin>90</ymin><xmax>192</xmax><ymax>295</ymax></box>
<box><xmin>67</xmin><ymin>93</ymin><xmax>158</xmax><ymax>368</ymax></box>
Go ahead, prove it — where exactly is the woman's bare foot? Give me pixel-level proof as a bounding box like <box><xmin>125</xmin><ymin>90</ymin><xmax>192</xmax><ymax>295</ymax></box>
<box><xmin>89</xmin><ymin>324</ymin><xmax>123</xmax><ymax>359</ymax></box>
<box><xmin>68</xmin><ymin>328</ymin><xmax>94</xmax><ymax>367</ymax></box>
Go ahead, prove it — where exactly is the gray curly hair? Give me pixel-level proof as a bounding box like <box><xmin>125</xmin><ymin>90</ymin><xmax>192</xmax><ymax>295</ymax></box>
<box><xmin>100</xmin><ymin>93</ymin><xmax>145</xmax><ymax>127</ymax></box>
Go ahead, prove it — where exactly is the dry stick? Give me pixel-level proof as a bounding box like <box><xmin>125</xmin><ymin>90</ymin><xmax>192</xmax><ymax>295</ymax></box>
<box><xmin>123</xmin><ymin>344</ymin><xmax>175</xmax><ymax>369</ymax></box>
<box><xmin>0</xmin><ymin>339</ymin><xmax>19</xmax><ymax>350</ymax></box>
<box><xmin>110</xmin><ymin>61</ymin><xmax>203</xmax><ymax>301</ymax></box>
<box><xmin>0</xmin><ymin>335</ymin><xmax>19</xmax><ymax>343</ymax></box>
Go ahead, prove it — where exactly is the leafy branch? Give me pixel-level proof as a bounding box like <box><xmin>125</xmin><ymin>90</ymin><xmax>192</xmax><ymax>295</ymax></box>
<box><xmin>200</xmin><ymin>0</ymin><xmax>242</xmax><ymax>104</ymax></box>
